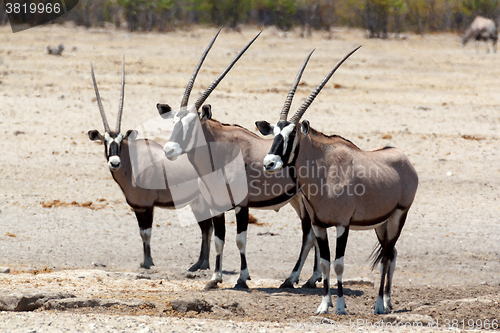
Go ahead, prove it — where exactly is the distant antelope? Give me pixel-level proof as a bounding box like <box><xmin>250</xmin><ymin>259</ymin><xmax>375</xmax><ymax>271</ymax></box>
<box><xmin>256</xmin><ymin>47</ymin><xmax>419</xmax><ymax>314</ymax></box>
<box><xmin>88</xmin><ymin>57</ymin><xmax>221</xmax><ymax>272</ymax></box>
<box><xmin>462</xmin><ymin>16</ymin><xmax>498</xmax><ymax>53</ymax></box>
<box><xmin>159</xmin><ymin>35</ymin><xmax>322</xmax><ymax>289</ymax></box>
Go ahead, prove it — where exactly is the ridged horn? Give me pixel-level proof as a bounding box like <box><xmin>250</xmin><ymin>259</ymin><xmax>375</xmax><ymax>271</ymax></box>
<box><xmin>116</xmin><ymin>55</ymin><xmax>125</xmax><ymax>133</ymax></box>
<box><xmin>181</xmin><ymin>26</ymin><xmax>223</xmax><ymax>109</ymax></box>
<box><xmin>90</xmin><ymin>63</ymin><xmax>111</xmax><ymax>133</ymax></box>
<box><xmin>194</xmin><ymin>31</ymin><xmax>262</xmax><ymax>111</ymax></box>
<box><xmin>280</xmin><ymin>49</ymin><xmax>315</xmax><ymax>122</ymax></box>
<box><xmin>289</xmin><ymin>45</ymin><xmax>361</xmax><ymax>124</ymax></box>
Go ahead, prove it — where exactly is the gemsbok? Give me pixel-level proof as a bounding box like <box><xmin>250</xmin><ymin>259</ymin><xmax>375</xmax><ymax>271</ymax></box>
<box><xmin>158</xmin><ymin>38</ymin><xmax>322</xmax><ymax>289</ymax></box>
<box><xmin>255</xmin><ymin>47</ymin><xmax>419</xmax><ymax>314</ymax></box>
<box><xmin>462</xmin><ymin>16</ymin><xmax>498</xmax><ymax>53</ymax></box>
<box><xmin>88</xmin><ymin>57</ymin><xmax>222</xmax><ymax>272</ymax></box>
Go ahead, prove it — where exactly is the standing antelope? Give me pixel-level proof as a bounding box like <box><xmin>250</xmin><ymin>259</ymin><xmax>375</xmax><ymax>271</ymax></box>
<box><xmin>88</xmin><ymin>57</ymin><xmax>222</xmax><ymax>272</ymax></box>
<box><xmin>158</xmin><ymin>35</ymin><xmax>322</xmax><ymax>289</ymax></box>
<box><xmin>256</xmin><ymin>47</ymin><xmax>419</xmax><ymax>314</ymax></box>
<box><xmin>462</xmin><ymin>16</ymin><xmax>498</xmax><ymax>53</ymax></box>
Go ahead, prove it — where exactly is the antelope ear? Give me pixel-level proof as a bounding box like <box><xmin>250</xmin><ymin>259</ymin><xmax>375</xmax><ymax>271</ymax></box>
<box><xmin>88</xmin><ymin>130</ymin><xmax>103</xmax><ymax>141</ymax></box>
<box><xmin>300</xmin><ymin>120</ymin><xmax>310</xmax><ymax>135</ymax></box>
<box><xmin>255</xmin><ymin>121</ymin><xmax>274</xmax><ymax>136</ymax></box>
<box><xmin>124</xmin><ymin>130</ymin><xmax>137</xmax><ymax>140</ymax></box>
<box><xmin>200</xmin><ymin>104</ymin><xmax>212</xmax><ymax>120</ymax></box>
<box><xmin>157</xmin><ymin>103</ymin><xmax>174</xmax><ymax>119</ymax></box>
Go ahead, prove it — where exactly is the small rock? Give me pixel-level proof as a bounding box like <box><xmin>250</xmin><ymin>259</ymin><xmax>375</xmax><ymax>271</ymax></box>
<box><xmin>0</xmin><ymin>267</ymin><xmax>10</xmax><ymax>274</ymax></box>
<box><xmin>0</xmin><ymin>290</ymin><xmax>75</xmax><ymax>311</ymax></box>
<box><xmin>92</xmin><ymin>262</ymin><xmax>106</xmax><ymax>268</ymax></box>
<box><xmin>170</xmin><ymin>298</ymin><xmax>212</xmax><ymax>313</ymax></box>
<box><xmin>44</xmin><ymin>298</ymin><xmax>100</xmax><ymax>310</ymax></box>
<box><xmin>43</xmin><ymin>297</ymin><xmax>154</xmax><ymax>310</ymax></box>
<box><xmin>47</xmin><ymin>44</ymin><xmax>64</xmax><ymax>56</ymax></box>
<box><xmin>256</xmin><ymin>231</ymin><xmax>278</xmax><ymax>236</ymax></box>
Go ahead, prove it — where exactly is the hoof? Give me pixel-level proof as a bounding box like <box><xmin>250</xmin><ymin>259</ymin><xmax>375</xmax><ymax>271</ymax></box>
<box><xmin>188</xmin><ymin>260</ymin><xmax>210</xmax><ymax>272</ymax></box>
<box><xmin>140</xmin><ymin>260</ymin><xmax>155</xmax><ymax>269</ymax></box>
<box><xmin>316</xmin><ymin>305</ymin><xmax>330</xmax><ymax>314</ymax></box>
<box><xmin>374</xmin><ymin>296</ymin><xmax>386</xmax><ymax>314</ymax></box>
<box><xmin>279</xmin><ymin>280</ymin><xmax>295</xmax><ymax>289</ymax></box>
<box><xmin>204</xmin><ymin>280</ymin><xmax>219</xmax><ymax>291</ymax></box>
<box><xmin>301</xmin><ymin>280</ymin><xmax>317</xmax><ymax>289</ymax></box>
<box><xmin>374</xmin><ymin>306</ymin><xmax>388</xmax><ymax>315</ymax></box>
<box><xmin>234</xmin><ymin>279</ymin><xmax>249</xmax><ymax>289</ymax></box>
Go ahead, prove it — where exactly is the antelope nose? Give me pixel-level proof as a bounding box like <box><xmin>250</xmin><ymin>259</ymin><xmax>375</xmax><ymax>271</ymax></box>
<box><xmin>108</xmin><ymin>156</ymin><xmax>121</xmax><ymax>170</ymax></box>
<box><xmin>163</xmin><ymin>142</ymin><xmax>181</xmax><ymax>161</ymax></box>
<box><xmin>164</xmin><ymin>146</ymin><xmax>175</xmax><ymax>156</ymax></box>
<box><xmin>265</xmin><ymin>161</ymin><xmax>275</xmax><ymax>170</ymax></box>
<box><xmin>263</xmin><ymin>154</ymin><xmax>283</xmax><ymax>173</ymax></box>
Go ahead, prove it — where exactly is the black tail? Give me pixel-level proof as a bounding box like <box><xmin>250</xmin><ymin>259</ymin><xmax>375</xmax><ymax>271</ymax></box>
<box><xmin>369</xmin><ymin>241</ymin><xmax>397</xmax><ymax>270</ymax></box>
<box><xmin>369</xmin><ymin>242</ymin><xmax>383</xmax><ymax>270</ymax></box>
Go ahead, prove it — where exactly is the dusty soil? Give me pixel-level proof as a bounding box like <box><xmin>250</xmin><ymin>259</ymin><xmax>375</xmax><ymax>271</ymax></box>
<box><xmin>0</xmin><ymin>24</ymin><xmax>499</xmax><ymax>331</ymax></box>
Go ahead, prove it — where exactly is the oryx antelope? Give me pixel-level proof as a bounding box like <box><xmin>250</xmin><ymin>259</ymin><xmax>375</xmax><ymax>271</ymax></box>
<box><xmin>462</xmin><ymin>16</ymin><xmax>498</xmax><ymax>53</ymax></box>
<box><xmin>159</xmin><ymin>32</ymin><xmax>322</xmax><ymax>289</ymax></box>
<box><xmin>256</xmin><ymin>47</ymin><xmax>419</xmax><ymax>314</ymax></box>
<box><xmin>88</xmin><ymin>58</ymin><xmax>221</xmax><ymax>272</ymax></box>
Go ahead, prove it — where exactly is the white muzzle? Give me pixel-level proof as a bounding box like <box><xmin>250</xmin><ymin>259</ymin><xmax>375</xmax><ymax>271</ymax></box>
<box><xmin>163</xmin><ymin>142</ymin><xmax>182</xmax><ymax>161</ymax></box>
<box><xmin>108</xmin><ymin>156</ymin><xmax>121</xmax><ymax>170</ymax></box>
<box><xmin>263</xmin><ymin>154</ymin><xmax>283</xmax><ymax>174</ymax></box>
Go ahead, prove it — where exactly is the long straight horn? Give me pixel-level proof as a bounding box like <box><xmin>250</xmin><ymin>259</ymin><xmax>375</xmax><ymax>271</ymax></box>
<box><xmin>280</xmin><ymin>49</ymin><xmax>315</xmax><ymax>121</ymax></box>
<box><xmin>90</xmin><ymin>63</ymin><xmax>111</xmax><ymax>132</ymax></box>
<box><xmin>181</xmin><ymin>26</ymin><xmax>223</xmax><ymax>109</ymax></box>
<box><xmin>116</xmin><ymin>55</ymin><xmax>125</xmax><ymax>133</ymax></box>
<box><xmin>289</xmin><ymin>45</ymin><xmax>361</xmax><ymax>124</ymax></box>
<box><xmin>194</xmin><ymin>31</ymin><xmax>262</xmax><ymax>111</ymax></box>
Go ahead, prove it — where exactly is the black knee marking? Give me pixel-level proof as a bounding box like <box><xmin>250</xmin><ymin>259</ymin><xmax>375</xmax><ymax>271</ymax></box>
<box><xmin>135</xmin><ymin>207</ymin><xmax>154</xmax><ymax>230</ymax></box>
<box><xmin>323</xmin><ymin>277</ymin><xmax>330</xmax><ymax>296</ymax></box>
<box><xmin>316</xmin><ymin>235</ymin><xmax>330</xmax><ymax>263</ymax></box>
<box><xmin>240</xmin><ymin>253</ymin><xmax>248</xmax><ymax>271</ymax></box>
<box><xmin>313</xmin><ymin>244</ymin><xmax>320</xmax><ymax>272</ymax></box>
<box><xmin>215</xmin><ymin>255</ymin><xmax>222</xmax><ymax>272</ymax></box>
<box><xmin>335</xmin><ymin>227</ymin><xmax>349</xmax><ymax>260</ymax></box>
<box><xmin>335</xmin><ymin>227</ymin><xmax>349</xmax><ymax>298</ymax></box>
<box><xmin>337</xmin><ymin>280</ymin><xmax>343</xmax><ymax>297</ymax></box>
<box><xmin>213</xmin><ymin>214</ymin><xmax>226</xmax><ymax>240</ymax></box>
<box><xmin>236</xmin><ymin>206</ymin><xmax>249</xmax><ymax>234</ymax></box>
<box><xmin>378</xmin><ymin>261</ymin><xmax>388</xmax><ymax>298</ymax></box>
<box><xmin>142</xmin><ymin>242</ymin><xmax>151</xmax><ymax>258</ymax></box>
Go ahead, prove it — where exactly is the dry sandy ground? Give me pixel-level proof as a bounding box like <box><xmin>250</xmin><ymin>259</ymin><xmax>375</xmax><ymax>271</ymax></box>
<box><xmin>0</xmin><ymin>24</ymin><xmax>499</xmax><ymax>331</ymax></box>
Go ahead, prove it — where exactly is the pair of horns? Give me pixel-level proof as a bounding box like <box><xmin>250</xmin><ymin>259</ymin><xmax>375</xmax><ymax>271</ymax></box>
<box><xmin>281</xmin><ymin>45</ymin><xmax>362</xmax><ymax>124</ymax></box>
<box><xmin>91</xmin><ymin>56</ymin><xmax>125</xmax><ymax>133</ymax></box>
<box><xmin>181</xmin><ymin>27</ymin><xmax>261</xmax><ymax>111</ymax></box>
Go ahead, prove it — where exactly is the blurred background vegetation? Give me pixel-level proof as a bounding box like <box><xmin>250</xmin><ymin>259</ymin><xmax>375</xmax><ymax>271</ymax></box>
<box><xmin>1</xmin><ymin>0</ymin><xmax>500</xmax><ymax>36</ymax></box>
